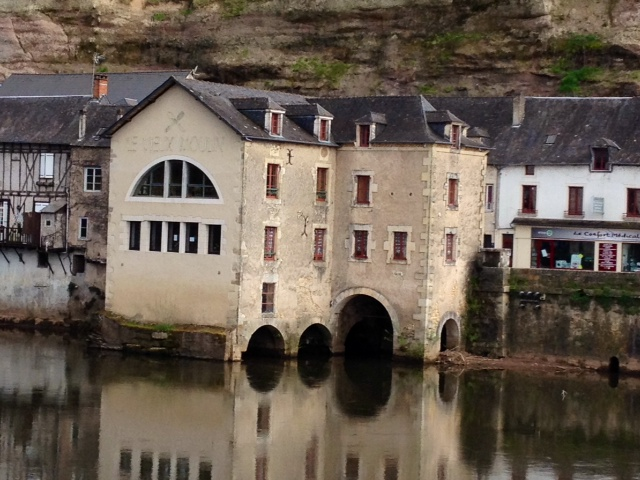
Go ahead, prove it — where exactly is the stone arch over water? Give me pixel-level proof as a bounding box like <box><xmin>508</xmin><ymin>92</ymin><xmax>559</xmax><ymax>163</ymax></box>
<box><xmin>243</xmin><ymin>325</ymin><xmax>285</xmax><ymax>358</ymax></box>
<box><xmin>439</xmin><ymin>312</ymin><xmax>461</xmax><ymax>352</ymax></box>
<box><xmin>298</xmin><ymin>323</ymin><xmax>332</xmax><ymax>357</ymax></box>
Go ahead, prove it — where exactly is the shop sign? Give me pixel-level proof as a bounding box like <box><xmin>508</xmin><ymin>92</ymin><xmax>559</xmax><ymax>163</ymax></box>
<box><xmin>598</xmin><ymin>243</ymin><xmax>617</xmax><ymax>272</ymax></box>
<box><xmin>532</xmin><ymin>228</ymin><xmax>640</xmax><ymax>243</ymax></box>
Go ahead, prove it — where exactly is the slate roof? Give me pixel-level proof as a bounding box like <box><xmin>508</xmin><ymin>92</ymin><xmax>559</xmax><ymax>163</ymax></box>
<box><xmin>0</xmin><ymin>71</ymin><xmax>191</xmax><ymax>105</ymax></box>
<box><xmin>0</xmin><ymin>97</ymin><xmax>124</xmax><ymax>147</ymax></box>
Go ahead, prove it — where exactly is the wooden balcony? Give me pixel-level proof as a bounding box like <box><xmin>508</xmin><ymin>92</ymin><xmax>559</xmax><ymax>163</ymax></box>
<box><xmin>0</xmin><ymin>227</ymin><xmax>35</xmax><ymax>247</ymax></box>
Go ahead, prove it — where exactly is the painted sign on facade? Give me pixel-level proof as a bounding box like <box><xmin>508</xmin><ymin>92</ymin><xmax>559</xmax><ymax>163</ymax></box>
<box><xmin>532</xmin><ymin>228</ymin><xmax>640</xmax><ymax>243</ymax></box>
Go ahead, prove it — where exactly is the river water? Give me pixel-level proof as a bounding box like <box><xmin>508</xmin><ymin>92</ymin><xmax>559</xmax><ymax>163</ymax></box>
<box><xmin>0</xmin><ymin>330</ymin><xmax>639</xmax><ymax>480</ymax></box>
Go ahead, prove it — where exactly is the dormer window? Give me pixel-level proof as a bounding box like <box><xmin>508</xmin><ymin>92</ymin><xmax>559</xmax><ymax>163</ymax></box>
<box><xmin>592</xmin><ymin>147</ymin><xmax>609</xmax><ymax>171</ymax></box>
<box><xmin>358</xmin><ymin>124</ymin><xmax>371</xmax><ymax>147</ymax></box>
<box><xmin>319</xmin><ymin>118</ymin><xmax>330</xmax><ymax>142</ymax></box>
<box><xmin>450</xmin><ymin>124</ymin><xmax>461</xmax><ymax>149</ymax></box>
<box><xmin>270</xmin><ymin>112</ymin><xmax>283</xmax><ymax>136</ymax></box>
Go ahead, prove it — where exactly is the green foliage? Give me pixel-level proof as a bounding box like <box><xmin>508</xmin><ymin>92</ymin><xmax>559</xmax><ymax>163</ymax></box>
<box><xmin>556</xmin><ymin>34</ymin><xmax>604</xmax><ymax>57</ymax></box>
<box><xmin>152</xmin><ymin>12</ymin><xmax>169</xmax><ymax>21</ymax></box>
<box><xmin>223</xmin><ymin>0</ymin><xmax>247</xmax><ymax>18</ymax></box>
<box><xmin>550</xmin><ymin>34</ymin><xmax>606</xmax><ymax>95</ymax></box>
<box><xmin>558</xmin><ymin>67</ymin><xmax>601</xmax><ymax>94</ymax></box>
<box><xmin>418</xmin><ymin>84</ymin><xmax>438</xmax><ymax>95</ymax></box>
<box><xmin>423</xmin><ymin>31</ymin><xmax>485</xmax><ymax>65</ymax></box>
<box><xmin>97</xmin><ymin>66</ymin><xmax>108</xmax><ymax>73</ymax></box>
<box><xmin>154</xmin><ymin>323</ymin><xmax>175</xmax><ymax>333</ymax></box>
<box><xmin>292</xmin><ymin>57</ymin><xmax>353</xmax><ymax>88</ymax></box>
<box><xmin>569</xmin><ymin>289</ymin><xmax>591</xmax><ymax>311</ymax></box>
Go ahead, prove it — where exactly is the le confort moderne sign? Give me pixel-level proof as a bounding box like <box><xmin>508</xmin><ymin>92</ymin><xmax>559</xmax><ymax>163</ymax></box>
<box><xmin>532</xmin><ymin>228</ymin><xmax>640</xmax><ymax>243</ymax></box>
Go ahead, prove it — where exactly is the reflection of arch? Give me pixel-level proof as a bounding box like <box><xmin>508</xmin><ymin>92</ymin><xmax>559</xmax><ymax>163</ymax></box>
<box><xmin>335</xmin><ymin>358</ymin><xmax>392</xmax><ymax>417</ymax></box>
<box><xmin>244</xmin><ymin>325</ymin><xmax>285</xmax><ymax>359</ymax></box>
<box><xmin>439</xmin><ymin>313</ymin><xmax>461</xmax><ymax>352</ymax></box>
<box><xmin>438</xmin><ymin>371</ymin><xmax>459</xmax><ymax>404</ymax></box>
<box><xmin>297</xmin><ymin>357</ymin><xmax>331</xmax><ymax>388</ymax></box>
<box><xmin>245</xmin><ymin>359</ymin><xmax>285</xmax><ymax>393</ymax></box>
<box><xmin>126</xmin><ymin>155</ymin><xmax>223</xmax><ymax>202</ymax></box>
<box><xmin>298</xmin><ymin>324</ymin><xmax>332</xmax><ymax>358</ymax></box>
<box><xmin>330</xmin><ymin>288</ymin><xmax>399</xmax><ymax>355</ymax></box>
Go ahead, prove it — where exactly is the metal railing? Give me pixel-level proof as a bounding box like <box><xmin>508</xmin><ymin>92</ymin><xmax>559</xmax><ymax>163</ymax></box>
<box><xmin>0</xmin><ymin>227</ymin><xmax>33</xmax><ymax>246</ymax></box>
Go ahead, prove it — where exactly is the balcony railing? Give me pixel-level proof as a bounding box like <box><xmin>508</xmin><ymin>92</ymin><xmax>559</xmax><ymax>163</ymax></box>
<box><xmin>0</xmin><ymin>227</ymin><xmax>34</xmax><ymax>247</ymax></box>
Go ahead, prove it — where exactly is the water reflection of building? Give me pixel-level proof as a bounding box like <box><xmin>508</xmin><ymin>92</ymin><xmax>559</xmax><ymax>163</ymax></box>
<box><xmin>0</xmin><ymin>331</ymin><xmax>100</xmax><ymax>479</ymax></box>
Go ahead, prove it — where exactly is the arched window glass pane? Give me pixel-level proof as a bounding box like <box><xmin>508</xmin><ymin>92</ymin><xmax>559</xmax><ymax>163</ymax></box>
<box><xmin>187</xmin><ymin>164</ymin><xmax>218</xmax><ymax>198</ymax></box>
<box><xmin>134</xmin><ymin>163</ymin><xmax>165</xmax><ymax>196</ymax></box>
<box><xmin>169</xmin><ymin>160</ymin><xmax>183</xmax><ymax>197</ymax></box>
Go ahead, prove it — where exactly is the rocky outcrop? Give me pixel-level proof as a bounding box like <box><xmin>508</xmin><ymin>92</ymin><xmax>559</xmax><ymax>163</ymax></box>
<box><xmin>1</xmin><ymin>0</ymin><xmax>640</xmax><ymax>97</ymax></box>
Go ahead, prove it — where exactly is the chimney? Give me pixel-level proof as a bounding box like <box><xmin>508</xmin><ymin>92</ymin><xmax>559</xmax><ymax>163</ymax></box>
<box><xmin>512</xmin><ymin>93</ymin><xmax>525</xmax><ymax>127</ymax></box>
<box><xmin>93</xmin><ymin>74</ymin><xmax>108</xmax><ymax>99</ymax></box>
<box><xmin>78</xmin><ymin>107</ymin><xmax>87</xmax><ymax>141</ymax></box>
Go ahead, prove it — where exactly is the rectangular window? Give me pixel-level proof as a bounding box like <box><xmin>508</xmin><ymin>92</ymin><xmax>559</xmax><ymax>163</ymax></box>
<box><xmin>167</xmin><ymin>222</ymin><xmax>180</xmax><ymax>252</ymax></box>
<box><xmin>168</xmin><ymin>160</ymin><xmax>183</xmax><ymax>197</ymax></box>
<box><xmin>186</xmin><ymin>222</ymin><xmax>198</xmax><ymax>254</ymax></box>
<box><xmin>393</xmin><ymin>232</ymin><xmax>408</xmax><ymax>261</ymax></box>
<box><xmin>72</xmin><ymin>254</ymin><xmax>85</xmax><ymax>274</ymax></box>
<box><xmin>358</xmin><ymin>125</ymin><xmax>370</xmax><ymax>147</ymax></box>
<box><xmin>522</xmin><ymin>185</ymin><xmax>537</xmax><ymax>213</ymax></box>
<box><xmin>271</xmin><ymin>112</ymin><xmax>282</xmax><ymax>136</ymax></box>
<box><xmin>525</xmin><ymin>165</ymin><xmax>535</xmax><ymax>175</ymax></box>
<box><xmin>316</xmin><ymin>168</ymin><xmax>328</xmax><ymax>202</ymax></box>
<box><xmin>356</xmin><ymin>175</ymin><xmax>370</xmax><ymax>205</ymax></box>
<box><xmin>208</xmin><ymin>225</ymin><xmax>221</xmax><ymax>255</ymax></box>
<box><xmin>264</xmin><ymin>226</ymin><xmax>277</xmax><ymax>260</ymax></box>
<box><xmin>568</xmin><ymin>187</ymin><xmax>583</xmax><ymax>215</ymax></box>
<box><xmin>262</xmin><ymin>283</ymin><xmax>275</xmax><ymax>313</ymax></box>
<box><xmin>40</xmin><ymin>153</ymin><xmax>54</xmax><ymax>178</ymax></box>
<box><xmin>592</xmin><ymin>147</ymin><xmax>609</xmax><ymax>171</ymax></box>
<box><xmin>78</xmin><ymin>217</ymin><xmax>88</xmax><ymax>240</ymax></box>
<box><xmin>129</xmin><ymin>221</ymin><xmax>141</xmax><ymax>251</ymax></box>
<box><xmin>149</xmin><ymin>221</ymin><xmax>162</xmax><ymax>252</ymax></box>
<box><xmin>483</xmin><ymin>234</ymin><xmax>493</xmax><ymax>248</ymax></box>
<box><xmin>266</xmin><ymin>164</ymin><xmax>280</xmax><ymax>199</ymax></box>
<box><xmin>485</xmin><ymin>184</ymin><xmax>494</xmax><ymax>211</ymax></box>
<box><xmin>84</xmin><ymin>167</ymin><xmax>102</xmax><ymax>191</ymax></box>
<box><xmin>450</xmin><ymin>124</ymin><xmax>460</xmax><ymax>149</ymax></box>
<box><xmin>319</xmin><ymin>119</ymin><xmax>329</xmax><ymax>141</ymax></box>
<box><xmin>354</xmin><ymin>230</ymin><xmax>368</xmax><ymax>259</ymax></box>
<box><xmin>627</xmin><ymin>189</ymin><xmax>640</xmax><ymax>217</ymax></box>
<box><xmin>445</xmin><ymin>233</ymin><xmax>456</xmax><ymax>263</ymax></box>
<box><xmin>313</xmin><ymin>228</ymin><xmax>326</xmax><ymax>261</ymax></box>
<box><xmin>448</xmin><ymin>178</ymin><xmax>458</xmax><ymax>208</ymax></box>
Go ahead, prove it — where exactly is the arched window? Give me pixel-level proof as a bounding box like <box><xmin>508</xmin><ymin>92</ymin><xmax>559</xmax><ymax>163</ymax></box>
<box><xmin>134</xmin><ymin>160</ymin><xmax>218</xmax><ymax>199</ymax></box>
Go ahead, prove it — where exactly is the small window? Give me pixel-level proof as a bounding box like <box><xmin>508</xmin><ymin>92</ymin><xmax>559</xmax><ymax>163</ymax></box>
<box><xmin>40</xmin><ymin>153</ymin><xmax>54</xmax><ymax>179</ymax></box>
<box><xmin>483</xmin><ymin>234</ymin><xmax>493</xmax><ymax>248</ymax></box>
<box><xmin>262</xmin><ymin>283</ymin><xmax>275</xmax><ymax>313</ymax></box>
<box><xmin>393</xmin><ymin>232</ymin><xmax>407</xmax><ymax>261</ymax></box>
<box><xmin>167</xmin><ymin>222</ymin><xmax>180</xmax><ymax>252</ymax></box>
<box><xmin>525</xmin><ymin>165</ymin><xmax>535</xmax><ymax>175</ymax></box>
<box><xmin>270</xmin><ymin>112</ymin><xmax>282</xmax><ymax>136</ymax></box>
<box><xmin>316</xmin><ymin>168</ymin><xmax>328</xmax><ymax>202</ymax></box>
<box><xmin>355</xmin><ymin>175</ymin><xmax>371</xmax><ymax>205</ymax></box>
<box><xmin>353</xmin><ymin>230</ymin><xmax>368</xmax><ymax>259</ymax></box>
<box><xmin>358</xmin><ymin>125</ymin><xmax>370</xmax><ymax>147</ymax></box>
<box><xmin>521</xmin><ymin>185</ymin><xmax>536</xmax><ymax>214</ymax></box>
<box><xmin>445</xmin><ymin>233</ymin><xmax>456</xmax><ymax>263</ymax></box>
<box><xmin>72</xmin><ymin>254</ymin><xmax>85</xmax><ymax>274</ymax></box>
<box><xmin>568</xmin><ymin>187</ymin><xmax>583</xmax><ymax>216</ymax></box>
<box><xmin>208</xmin><ymin>225</ymin><xmax>221</xmax><ymax>255</ymax></box>
<box><xmin>129</xmin><ymin>221</ymin><xmax>141</xmax><ymax>251</ymax></box>
<box><xmin>266</xmin><ymin>164</ymin><xmax>280</xmax><ymax>199</ymax></box>
<box><xmin>448</xmin><ymin>178</ymin><xmax>458</xmax><ymax>208</ymax></box>
<box><xmin>545</xmin><ymin>134</ymin><xmax>557</xmax><ymax>145</ymax></box>
<box><xmin>319</xmin><ymin>119</ymin><xmax>330</xmax><ymax>141</ymax></box>
<box><xmin>627</xmin><ymin>189</ymin><xmax>640</xmax><ymax>217</ymax></box>
<box><xmin>186</xmin><ymin>222</ymin><xmax>198</xmax><ymax>254</ymax></box>
<box><xmin>450</xmin><ymin>124</ymin><xmax>461</xmax><ymax>149</ymax></box>
<box><xmin>485</xmin><ymin>184</ymin><xmax>494</xmax><ymax>211</ymax></box>
<box><xmin>84</xmin><ymin>167</ymin><xmax>102</xmax><ymax>191</ymax></box>
<box><xmin>78</xmin><ymin>217</ymin><xmax>88</xmax><ymax>240</ymax></box>
<box><xmin>313</xmin><ymin>228</ymin><xmax>326</xmax><ymax>261</ymax></box>
<box><xmin>264</xmin><ymin>226</ymin><xmax>277</xmax><ymax>261</ymax></box>
<box><xmin>592</xmin><ymin>147</ymin><xmax>609</xmax><ymax>171</ymax></box>
<box><xmin>149</xmin><ymin>221</ymin><xmax>162</xmax><ymax>251</ymax></box>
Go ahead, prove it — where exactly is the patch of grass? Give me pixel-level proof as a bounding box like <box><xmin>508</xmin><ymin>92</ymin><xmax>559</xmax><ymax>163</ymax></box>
<box><xmin>222</xmin><ymin>0</ymin><xmax>247</xmax><ymax>18</ymax></box>
<box><xmin>152</xmin><ymin>12</ymin><xmax>169</xmax><ymax>21</ymax></box>
<box><xmin>558</xmin><ymin>67</ymin><xmax>602</xmax><ymax>94</ymax></box>
<box><xmin>292</xmin><ymin>57</ymin><xmax>353</xmax><ymax>88</ymax></box>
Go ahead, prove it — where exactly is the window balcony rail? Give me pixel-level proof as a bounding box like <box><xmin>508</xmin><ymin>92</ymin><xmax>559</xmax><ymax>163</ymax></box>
<box><xmin>0</xmin><ymin>227</ymin><xmax>34</xmax><ymax>247</ymax></box>
<box><xmin>266</xmin><ymin>187</ymin><xmax>279</xmax><ymax>198</ymax></box>
<box><xmin>316</xmin><ymin>190</ymin><xmax>327</xmax><ymax>201</ymax></box>
<box><xmin>517</xmin><ymin>209</ymin><xmax>537</xmax><ymax>216</ymax></box>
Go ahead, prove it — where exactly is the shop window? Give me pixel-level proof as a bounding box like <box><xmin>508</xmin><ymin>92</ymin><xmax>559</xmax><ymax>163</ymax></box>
<box><xmin>623</xmin><ymin>244</ymin><xmax>640</xmax><ymax>272</ymax></box>
<box><xmin>262</xmin><ymin>283</ymin><xmax>275</xmax><ymax>313</ymax></box>
<box><xmin>592</xmin><ymin>147</ymin><xmax>610</xmax><ymax>171</ymax></box>
<box><xmin>129</xmin><ymin>221</ymin><xmax>141</xmax><ymax>251</ymax></box>
<box><xmin>208</xmin><ymin>225</ymin><xmax>221</xmax><ymax>255</ymax></box>
<box><xmin>485</xmin><ymin>184</ymin><xmax>494</xmax><ymax>211</ymax></box>
<box><xmin>627</xmin><ymin>188</ymin><xmax>640</xmax><ymax>217</ymax></box>
<box><xmin>358</xmin><ymin>124</ymin><xmax>371</xmax><ymax>147</ymax></box>
<box><xmin>313</xmin><ymin>228</ymin><xmax>326</xmax><ymax>261</ymax></box>
<box><xmin>532</xmin><ymin>239</ymin><xmax>594</xmax><ymax>270</ymax></box>
<box><xmin>393</xmin><ymin>231</ymin><xmax>407</xmax><ymax>261</ymax></box>
<box><xmin>353</xmin><ymin>230</ymin><xmax>368</xmax><ymax>259</ymax></box>
<box><xmin>266</xmin><ymin>163</ymin><xmax>280</xmax><ymax>198</ymax></box>
<box><xmin>521</xmin><ymin>185</ymin><xmax>537</xmax><ymax>214</ymax></box>
<box><xmin>525</xmin><ymin>165</ymin><xmax>535</xmax><ymax>175</ymax></box>
<box><xmin>447</xmin><ymin>178</ymin><xmax>458</xmax><ymax>208</ymax></box>
<box><xmin>186</xmin><ymin>222</ymin><xmax>198</xmax><ymax>254</ymax></box>
<box><xmin>167</xmin><ymin>222</ymin><xmax>180</xmax><ymax>252</ymax></box>
<box><xmin>316</xmin><ymin>167</ymin><xmax>328</xmax><ymax>202</ymax></box>
<box><xmin>567</xmin><ymin>187</ymin><xmax>584</xmax><ymax>216</ymax></box>
<box><xmin>264</xmin><ymin>226</ymin><xmax>277</xmax><ymax>260</ymax></box>
<box><xmin>149</xmin><ymin>221</ymin><xmax>162</xmax><ymax>251</ymax></box>
<box><xmin>355</xmin><ymin>175</ymin><xmax>371</xmax><ymax>205</ymax></box>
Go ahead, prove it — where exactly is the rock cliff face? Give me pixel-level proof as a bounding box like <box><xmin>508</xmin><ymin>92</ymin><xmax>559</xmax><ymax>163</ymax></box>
<box><xmin>1</xmin><ymin>0</ymin><xmax>640</xmax><ymax>96</ymax></box>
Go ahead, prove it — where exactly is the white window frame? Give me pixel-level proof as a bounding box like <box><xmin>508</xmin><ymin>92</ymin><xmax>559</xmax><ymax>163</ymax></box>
<box><xmin>40</xmin><ymin>153</ymin><xmax>54</xmax><ymax>179</ymax></box>
<box><xmin>84</xmin><ymin>166</ymin><xmax>102</xmax><ymax>192</ymax></box>
<box><xmin>268</xmin><ymin>111</ymin><xmax>284</xmax><ymax>137</ymax></box>
<box><xmin>385</xmin><ymin>226</ymin><xmax>413</xmax><ymax>264</ymax></box>
<box><xmin>485</xmin><ymin>184</ymin><xmax>494</xmax><ymax>212</ymax></box>
<box><xmin>79</xmin><ymin>217</ymin><xmax>88</xmax><ymax>240</ymax></box>
<box><xmin>0</xmin><ymin>200</ymin><xmax>8</xmax><ymax>228</ymax></box>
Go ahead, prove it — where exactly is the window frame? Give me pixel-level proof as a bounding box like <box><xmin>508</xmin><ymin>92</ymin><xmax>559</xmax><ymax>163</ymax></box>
<box><xmin>447</xmin><ymin>177</ymin><xmax>459</xmax><ymax>209</ymax></box>
<box><xmin>167</xmin><ymin>221</ymin><xmax>181</xmax><ymax>253</ymax></box>
<box><xmin>264</xmin><ymin>226</ymin><xmax>277</xmax><ymax>261</ymax></box>
<box><xmin>445</xmin><ymin>232</ymin><xmax>456</xmax><ymax>264</ymax></box>
<box><xmin>450</xmin><ymin>124</ymin><xmax>461</xmax><ymax>149</ymax></box>
<box><xmin>592</xmin><ymin>147</ymin><xmax>610</xmax><ymax>171</ymax></box>
<box><xmin>78</xmin><ymin>217</ymin><xmax>88</xmax><ymax>240</ymax></box>
<box><xmin>355</xmin><ymin>175</ymin><xmax>371</xmax><ymax>205</ymax></box>
<box><xmin>149</xmin><ymin>221</ymin><xmax>163</xmax><ymax>252</ymax></box>
<box><xmin>40</xmin><ymin>153</ymin><xmax>54</xmax><ymax>179</ymax></box>
<box><xmin>353</xmin><ymin>230</ymin><xmax>369</xmax><ymax>260</ymax></box>
<box><xmin>313</xmin><ymin>228</ymin><xmax>326</xmax><ymax>261</ymax></box>
<box><xmin>567</xmin><ymin>186</ymin><xmax>584</xmax><ymax>216</ymax></box>
<box><xmin>393</xmin><ymin>231</ymin><xmax>408</xmax><ymax>261</ymax></box>
<box><xmin>270</xmin><ymin>112</ymin><xmax>283</xmax><ymax>136</ymax></box>
<box><xmin>316</xmin><ymin>167</ymin><xmax>328</xmax><ymax>202</ymax></box>
<box><xmin>266</xmin><ymin>163</ymin><xmax>280</xmax><ymax>199</ymax></box>
<box><xmin>485</xmin><ymin>184</ymin><xmax>494</xmax><ymax>211</ymax></box>
<box><xmin>525</xmin><ymin>165</ymin><xmax>535</xmax><ymax>175</ymax></box>
<box><xmin>185</xmin><ymin>222</ymin><xmax>199</xmax><ymax>254</ymax></box>
<box><xmin>319</xmin><ymin>118</ymin><xmax>330</xmax><ymax>142</ymax></box>
<box><xmin>208</xmin><ymin>224</ymin><xmax>222</xmax><ymax>255</ymax></box>
<box><xmin>133</xmin><ymin>160</ymin><xmax>219</xmax><ymax>200</ymax></box>
<box><xmin>84</xmin><ymin>166</ymin><xmax>102</xmax><ymax>192</ymax></box>
<box><xmin>627</xmin><ymin>188</ymin><xmax>640</xmax><ymax>218</ymax></box>
<box><xmin>129</xmin><ymin>221</ymin><xmax>141</xmax><ymax>251</ymax></box>
<box><xmin>261</xmin><ymin>282</ymin><xmax>276</xmax><ymax>314</ymax></box>
<box><xmin>521</xmin><ymin>185</ymin><xmax>537</xmax><ymax>214</ymax></box>
<box><xmin>358</xmin><ymin>124</ymin><xmax>371</xmax><ymax>147</ymax></box>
